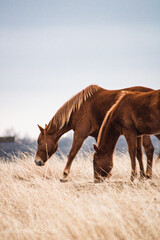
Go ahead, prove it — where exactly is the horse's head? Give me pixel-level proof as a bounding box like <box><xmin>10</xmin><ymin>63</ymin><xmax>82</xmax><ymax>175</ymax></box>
<box><xmin>35</xmin><ymin>124</ymin><xmax>58</xmax><ymax>166</ymax></box>
<box><xmin>93</xmin><ymin>144</ymin><xmax>113</xmax><ymax>182</ymax></box>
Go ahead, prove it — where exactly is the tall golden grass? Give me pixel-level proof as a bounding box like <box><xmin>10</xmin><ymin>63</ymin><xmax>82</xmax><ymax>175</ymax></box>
<box><xmin>0</xmin><ymin>151</ymin><xmax>160</xmax><ymax>240</ymax></box>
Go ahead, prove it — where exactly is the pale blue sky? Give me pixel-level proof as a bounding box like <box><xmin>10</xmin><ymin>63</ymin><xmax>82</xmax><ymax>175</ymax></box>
<box><xmin>0</xmin><ymin>0</ymin><xmax>160</xmax><ymax>138</ymax></box>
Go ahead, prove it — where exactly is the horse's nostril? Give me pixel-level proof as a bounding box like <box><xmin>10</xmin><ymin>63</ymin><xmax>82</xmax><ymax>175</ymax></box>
<box><xmin>38</xmin><ymin>161</ymin><xmax>42</xmax><ymax>166</ymax></box>
<box><xmin>35</xmin><ymin>160</ymin><xmax>42</xmax><ymax>166</ymax></box>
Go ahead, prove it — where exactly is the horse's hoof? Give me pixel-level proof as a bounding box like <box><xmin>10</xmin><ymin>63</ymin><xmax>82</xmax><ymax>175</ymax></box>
<box><xmin>60</xmin><ymin>178</ymin><xmax>68</xmax><ymax>183</ymax></box>
<box><xmin>94</xmin><ymin>178</ymin><xmax>104</xmax><ymax>183</ymax></box>
<box><xmin>145</xmin><ymin>175</ymin><xmax>152</xmax><ymax>179</ymax></box>
<box><xmin>130</xmin><ymin>176</ymin><xmax>134</xmax><ymax>182</ymax></box>
<box><xmin>140</xmin><ymin>173</ymin><xmax>146</xmax><ymax>180</ymax></box>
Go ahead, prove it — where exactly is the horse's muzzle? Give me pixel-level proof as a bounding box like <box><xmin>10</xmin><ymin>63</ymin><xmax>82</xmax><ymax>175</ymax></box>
<box><xmin>35</xmin><ymin>160</ymin><xmax>45</xmax><ymax>166</ymax></box>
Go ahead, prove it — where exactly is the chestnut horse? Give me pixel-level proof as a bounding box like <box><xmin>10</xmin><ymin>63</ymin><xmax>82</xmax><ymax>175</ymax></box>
<box><xmin>35</xmin><ymin>85</ymin><xmax>158</xmax><ymax>181</ymax></box>
<box><xmin>93</xmin><ymin>90</ymin><xmax>160</xmax><ymax>182</ymax></box>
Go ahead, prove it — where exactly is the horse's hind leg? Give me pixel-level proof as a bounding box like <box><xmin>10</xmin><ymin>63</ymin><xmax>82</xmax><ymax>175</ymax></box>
<box><xmin>143</xmin><ymin>136</ymin><xmax>154</xmax><ymax>179</ymax></box>
<box><xmin>136</xmin><ymin>137</ymin><xmax>145</xmax><ymax>179</ymax></box>
<box><xmin>155</xmin><ymin>134</ymin><xmax>160</xmax><ymax>161</ymax></box>
<box><xmin>157</xmin><ymin>149</ymin><xmax>160</xmax><ymax>161</ymax></box>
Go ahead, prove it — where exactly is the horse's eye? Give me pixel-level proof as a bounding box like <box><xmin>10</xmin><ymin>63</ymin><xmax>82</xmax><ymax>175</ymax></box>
<box><xmin>37</xmin><ymin>140</ymin><xmax>40</xmax><ymax>144</ymax></box>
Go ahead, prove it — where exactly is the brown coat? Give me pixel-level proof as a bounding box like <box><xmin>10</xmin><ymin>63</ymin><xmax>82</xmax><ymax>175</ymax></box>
<box><xmin>94</xmin><ymin>90</ymin><xmax>160</xmax><ymax>182</ymax></box>
<box><xmin>35</xmin><ymin>85</ymin><xmax>158</xmax><ymax>181</ymax></box>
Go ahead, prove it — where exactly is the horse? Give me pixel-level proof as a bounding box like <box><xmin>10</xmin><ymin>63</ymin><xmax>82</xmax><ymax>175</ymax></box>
<box><xmin>34</xmin><ymin>85</ymin><xmax>159</xmax><ymax>181</ymax></box>
<box><xmin>93</xmin><ymin>90</ymin><xmax>160</xmax><ymax>182</ymax></box>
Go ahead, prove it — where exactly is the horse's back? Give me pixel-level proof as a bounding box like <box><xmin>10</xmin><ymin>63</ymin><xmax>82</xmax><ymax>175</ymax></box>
<box><xmin>122</xmin><ymin>86</ymin><xmax>153</xmax><ymax>92</ymax></box>
<box><xmin>113</xmin><ymin>89</ymin><xmax>160</xmax><ymax>135</ymax></box>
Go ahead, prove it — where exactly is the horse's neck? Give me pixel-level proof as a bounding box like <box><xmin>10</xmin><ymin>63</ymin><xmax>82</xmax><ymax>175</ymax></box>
<box><xmin>100</xmin><ymin>125</ymin><xmax>120</xmax><ymax>156</ymax></box>
<box><xmin>52</xmin><ymin>124</ymin><xmax>72</xmax><ymax>140</ymax></box>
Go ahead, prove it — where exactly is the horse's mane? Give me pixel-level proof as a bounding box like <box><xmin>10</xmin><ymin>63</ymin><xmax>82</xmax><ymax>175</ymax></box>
<box><xmin>97</xmin><ymin>90</ymin><xmax>129</xmax><ymax>147</ymax></box>
<box><xmin>47</xmin><ymin>85</ymin><xmax>101</xmax><ymax>131</ymax></box>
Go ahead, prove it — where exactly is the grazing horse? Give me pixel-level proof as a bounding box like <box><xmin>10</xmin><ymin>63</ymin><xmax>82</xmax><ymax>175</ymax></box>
<box><xmin>35</xmin><ymin>85</ymin><xmax>158</xmax><ymax>181</ymax></box>
<box><xmin>93</xmin><ymin>90</ymin><xmax>160</xmax><ymax>182</ymax></box>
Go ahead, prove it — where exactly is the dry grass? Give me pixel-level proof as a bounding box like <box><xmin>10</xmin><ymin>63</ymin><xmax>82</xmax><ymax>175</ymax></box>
<box><xmin>0</xmin><ymin>151</ymin><xmax>160</xmax><ymax>240</ymax></box>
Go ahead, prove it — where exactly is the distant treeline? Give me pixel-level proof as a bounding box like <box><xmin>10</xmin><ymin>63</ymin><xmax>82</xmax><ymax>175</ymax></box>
<box><xmin>0</xmin><ymin>136</ymin><xmax>160</xmax><ymax>159</ymax></box>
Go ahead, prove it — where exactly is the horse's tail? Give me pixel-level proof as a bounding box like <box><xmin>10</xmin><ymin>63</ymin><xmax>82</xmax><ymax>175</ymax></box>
<box><xmin>97</xmin><ymin>90</ymin><xmax>129</xmax><ymax>146</ymax></box>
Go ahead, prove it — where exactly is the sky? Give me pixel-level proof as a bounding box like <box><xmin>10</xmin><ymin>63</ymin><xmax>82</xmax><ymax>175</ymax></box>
<box><xmin>0</xmin><ymin>0</ymin><xmax>160</xmax><ymax>139</ymax></box>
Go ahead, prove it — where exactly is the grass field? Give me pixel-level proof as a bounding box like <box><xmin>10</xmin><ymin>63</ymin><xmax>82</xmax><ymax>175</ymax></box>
<box><xmin>0</xmin><ymin>151</ymin><xmax>160</xmax><ymax>240</ymax></box>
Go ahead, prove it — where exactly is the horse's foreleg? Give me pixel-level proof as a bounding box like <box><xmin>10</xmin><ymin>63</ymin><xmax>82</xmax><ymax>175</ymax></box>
<box><xmin>143</xmin><ymin>136</ymin><xmax>154</xmax><ymax>179</ymax></box>
<box><xmin>124</xmin><ymin>131</ymin><xmax>137</xmax><ymax>181</ymax></box>
<box><xmin>60</xmin><ymin>134</ymin><xmax>85</xmax><ymax>182</ymax></box>
<box><xmin>136</xmin><ymin>137</ymin><xmax>145</xmax><ymax>179</ymax></box>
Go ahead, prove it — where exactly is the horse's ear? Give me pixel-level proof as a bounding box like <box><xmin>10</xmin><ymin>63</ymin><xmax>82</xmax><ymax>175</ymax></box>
<box><xmin>37</xmin><ymin>124</ymin><xmax>44</xmax><ymax>134</ymax></box>
<box><xmin>93</xmin><ymin>144</ymin><xmax>99</xmax><ymax>153</ymax></box>
<box><xmin>45</xmin><ymin>124</ymin><xmax>48</xmax><ymax>129</ymax></box>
